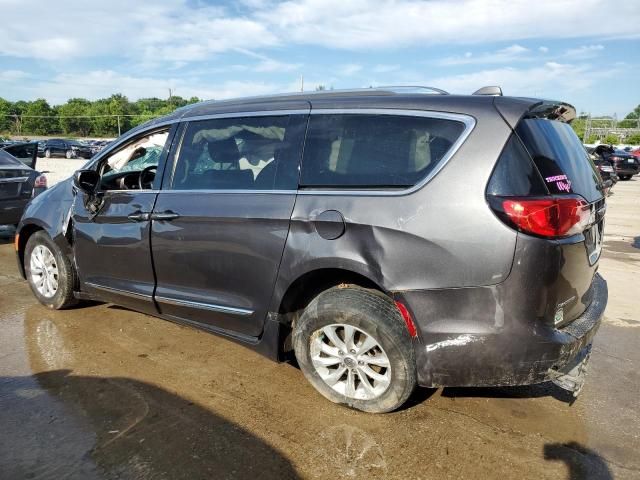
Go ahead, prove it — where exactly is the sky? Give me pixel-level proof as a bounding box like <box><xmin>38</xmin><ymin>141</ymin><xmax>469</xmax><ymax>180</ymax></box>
<box><xmin>0</xmin><ymin>0</ymin><xmax>639</xmax><ymax>117</ymax></box>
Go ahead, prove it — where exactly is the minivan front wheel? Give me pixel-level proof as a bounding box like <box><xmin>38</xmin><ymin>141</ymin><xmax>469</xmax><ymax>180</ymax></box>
<box><xmin>293</xmin><ymin>286</ymin><xmax>416</xmax><ymax>413</ymax></box>
<box><xmin>25</xmin><ymin>231</ymin><xmax>77</xmax><ymax>309</ymax></box>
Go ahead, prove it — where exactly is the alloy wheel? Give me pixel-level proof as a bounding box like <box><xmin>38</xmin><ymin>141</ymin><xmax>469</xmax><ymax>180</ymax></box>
<box><xmin>29</xmin><ymin>245</ymin><xmax>59</xmax><ymax>298</ymax></box>
<box><xmin>310</xmin><ymin>324</ymin><xmax>391</xmax><ymax>401</ymax></box>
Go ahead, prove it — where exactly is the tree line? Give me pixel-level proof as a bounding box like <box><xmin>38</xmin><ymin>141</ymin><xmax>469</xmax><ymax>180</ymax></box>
<box><xmin>0</xmin><ymin>94</ymin><xmax>201</xmax><ymax>138</ymax></box>
<box><xmin>2</xmin><ymin>94</ymin><xmax>640</xmax><ymax>144</ymax></box>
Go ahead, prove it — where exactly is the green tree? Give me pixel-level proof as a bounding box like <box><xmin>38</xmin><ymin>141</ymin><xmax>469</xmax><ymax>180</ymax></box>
<box><xmin>89</xmin><ymin>94</ymin><xmax>133</xmax><ymax>137</ymax></box>
<box><xmin>625</xmin><ymin>133</ymin><xmax>640</xmax><ymax>145</ymax></box>
<box><xmin>58</xmin><ymin>98</ymin><xmax>92</xmax><ymax>136</ymax></box>
<box><xmin>21</xmin><ymin>99</ymin><xmax>56</xmax><ymax>135</ymax></box>
<box><xmin>0</xmin><ymin>97</ymin><xmax>14</xmax><ymax>133</ymax></box>
<box><xmin>603</xmin><ymin>133</ymin><xmax>619</xmax><ymax>145</ymax></box>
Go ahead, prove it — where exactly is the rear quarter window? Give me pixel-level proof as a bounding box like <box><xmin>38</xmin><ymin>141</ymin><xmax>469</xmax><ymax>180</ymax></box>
<box><xmin>515</xmin><ymin>119</ymin><xmax>602</xmax><ymax>202</ymax></box>
<box><xmin>299</xmin><ymin>114</ymin><xmax>466</xmax><ymax>188</ymax></box>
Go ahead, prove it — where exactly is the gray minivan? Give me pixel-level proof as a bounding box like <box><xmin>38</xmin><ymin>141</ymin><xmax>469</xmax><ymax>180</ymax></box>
<box><xmin>15</xmin><ymin>87</ymin><xmax>607</xmax><ymax>413</ymax></box>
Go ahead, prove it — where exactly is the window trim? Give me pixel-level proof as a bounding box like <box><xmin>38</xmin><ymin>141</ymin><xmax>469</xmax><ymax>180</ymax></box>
<box><xmin>87</xmin><ymin>108</ymin><xmax>474</xmax><ymax>196</ymax></box>
<box><xmin>298</xmin><ymin>108</ymin><xmax>475</xmax><ymax>196</ymax></box>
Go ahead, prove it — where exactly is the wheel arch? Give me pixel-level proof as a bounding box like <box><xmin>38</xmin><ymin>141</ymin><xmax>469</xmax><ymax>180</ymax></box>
<box><xmin>16</xmin><ymin>220</ymin><xmax>73</xmax><ymax>279</ymax></box>
<box><xmin>273</xmin><ymin>267</ymin><xmax>391</xmax><ymax>358</ymax></box>
<box><xmin>16</xmin><ymin>223</ymin><xmax>46</xmax><ymax>278</ymax></box>
<box><xmin>277</xmin><ymin>267</ymin><xmax>387</xmax><ymax>319</ymax></box>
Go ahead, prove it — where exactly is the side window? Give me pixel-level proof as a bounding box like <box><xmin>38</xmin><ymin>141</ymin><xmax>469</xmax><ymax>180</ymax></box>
<box><xmin>99</xmin><ymin>130</ymin><xmax>169</xmax><ymax>190</ymax></box>
<box><xmin>300</xmin><ymin>114</ymin><xmax>466</xmax><ymax>188</ymax></box>
<box><xmin>172</xmin><ymin>115</ymin><xmax>306</xmax><ymax>191</ymax></box>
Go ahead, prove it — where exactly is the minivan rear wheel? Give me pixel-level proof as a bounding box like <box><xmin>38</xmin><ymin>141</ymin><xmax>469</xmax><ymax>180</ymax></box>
<box><xmin>25</xmin><ymin>231</ymin><xmax>77</xmax><ymax>310</ymax></box>
<box><xmin>293</xmin><ymin>286</ymin><xmax>416</xmax><ymax>413</ymax></box>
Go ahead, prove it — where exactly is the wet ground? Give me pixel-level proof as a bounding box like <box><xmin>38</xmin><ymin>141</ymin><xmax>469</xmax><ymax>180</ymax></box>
<box><xmin>1</xmin><ymin>181</ymin><xmax>639</xmax><ymax>480</ymax></box>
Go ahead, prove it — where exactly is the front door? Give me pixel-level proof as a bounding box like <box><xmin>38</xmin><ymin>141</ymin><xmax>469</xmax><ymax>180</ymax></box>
<box><xmin>151</xmin><ymin>112</ymin><xmax>308</xmax><ymax>337</ymax></box>
<box><xmin>73</xmin><ymin>127</ymin><xmax>174</xmax><ymax>313</ymax></box>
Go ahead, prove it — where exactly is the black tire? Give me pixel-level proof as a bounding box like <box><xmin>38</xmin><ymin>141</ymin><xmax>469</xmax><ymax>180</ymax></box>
<box><xmin>65</xmin><ymin>149</ymin><xmax>73</xmax><ymax>159</ymax></box>
<box><xmin>293</xmin><ymin>286</ymin><xmax>416</xmax><ymax>413</ymax></box>
<box><xmin>44</xmin><ymin>149</ymin><xmax>51</xmax><ymax>158</ymax></box>
<box><xmin>24</xmin><ymin>231</ymin><xmax>77</xmax><ymax>310</ymax></box>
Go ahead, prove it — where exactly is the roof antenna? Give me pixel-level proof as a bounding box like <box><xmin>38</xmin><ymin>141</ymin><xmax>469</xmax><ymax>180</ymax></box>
<box><xmin>472</xmin><ymin>86</ymin><xmax>503</xmax><ymax>96</ymax></box>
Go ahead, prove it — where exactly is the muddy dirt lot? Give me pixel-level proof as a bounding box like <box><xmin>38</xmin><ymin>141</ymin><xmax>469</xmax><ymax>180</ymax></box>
<box><xmin>1</xmin><ymin>181</ymin><xmax>639</xmax><ymax>479</ymax></box>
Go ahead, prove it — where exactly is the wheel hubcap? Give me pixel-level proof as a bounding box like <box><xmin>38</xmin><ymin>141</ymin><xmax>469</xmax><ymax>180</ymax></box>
<box><xmin>310</xmin><ymin>324</ymin><xmax>391</xmax><ymax>401</ymax></box>
<box><xmin>29</xmin><ymin>245</ymin><xmax>59</xmax><ymax>298</ymax></box>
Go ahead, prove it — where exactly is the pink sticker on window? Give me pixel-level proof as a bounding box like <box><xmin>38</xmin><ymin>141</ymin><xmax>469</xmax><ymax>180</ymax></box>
<box><xmin>545</xmin><ymin>174</ymin><xmax>571</xmax><ymax>192</ymax></box>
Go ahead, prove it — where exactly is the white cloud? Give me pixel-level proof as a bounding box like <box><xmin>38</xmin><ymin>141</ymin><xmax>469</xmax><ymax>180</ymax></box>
<box><xmin>257</xmin><ymin>0</ymin><xmax>640</xmax><ymax>49</ymax></box>
<box><xmin>539</xmin><ymin>46</ymin><xmax>549</xmax><ymax>53</ymax></box>
<box><xmin>4</xmin><ymin>69</ymin><xmax>283</xmax><ymax>105</ymax></box>
<box><xmin>428</xmin><ymin>61</ymin><xmax>619</xmax><ymax>97</ymax></box>
<box><xmin>0</xmin><ymin>70</ymin><xmax>30</xmax><ymax>82</ymax></box>
<box><xmin>1</xmin><ymin>0</ymin><xmax>637</xmax><ymax>66</ymax></box>
<box><xmin>0</xmin><ymin>1</ymin><xmax>278</xmax><ymax>62</ymax></box>
<box><xmin>373</xmin><ymin>64</ymin><xmax>401</xmax><ymax>73</ymax></box>
<box><xmin>438</xmin><ymin>44</ymin><xmax>531</xmax><ymax>66</ymax></box>
<box><xmin>338</xmin><ymin>64</ymin><xmax>363</xmax><ymax>76</ymax></box>
<box><xmin>563</xmin><ymin>44</ymin><xmax>605</xmax><ymax>59</ymax></box>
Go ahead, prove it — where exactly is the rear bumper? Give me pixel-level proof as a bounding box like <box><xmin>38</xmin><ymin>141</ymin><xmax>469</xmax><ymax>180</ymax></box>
<box><xmin>398</xmin><ymin>274</ymin><xmax>607</xmax><ymax>388</ymax></box>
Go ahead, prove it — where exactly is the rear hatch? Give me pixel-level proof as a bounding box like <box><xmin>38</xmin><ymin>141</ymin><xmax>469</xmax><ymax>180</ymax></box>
<box><xmin>487</xmin><ymin>105</ymin><xmax>605</xmax><ymax>325</ymax></box>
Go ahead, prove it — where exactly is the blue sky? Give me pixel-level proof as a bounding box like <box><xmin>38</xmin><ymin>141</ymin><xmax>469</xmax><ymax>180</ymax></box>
<box><xmin>0</xmin><ymin>0</ymin><xmax>638</xmax><ymax>117</ymax></box>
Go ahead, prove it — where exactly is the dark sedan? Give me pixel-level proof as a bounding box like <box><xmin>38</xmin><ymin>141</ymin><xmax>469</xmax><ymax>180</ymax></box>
<box><xmin>0</xmin><ymin>149</ymin><xmax>47</xmax><ymax>226</ymax></box>
<box><xmin>592</xmin><ymin>145</ymin><xmax>639</xmax><ymax>180</ymax></box>
<box><xmin>43</xmin><ymin>139</ymin><xmax>93</xmax><ymax>159</ymax></box>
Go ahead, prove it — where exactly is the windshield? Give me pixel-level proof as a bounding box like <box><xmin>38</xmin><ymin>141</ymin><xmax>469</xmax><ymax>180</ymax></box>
<box><xmin>516</xmin><ymin>119</ymin><xmax>602</xmax><ymax>202</ymax></box>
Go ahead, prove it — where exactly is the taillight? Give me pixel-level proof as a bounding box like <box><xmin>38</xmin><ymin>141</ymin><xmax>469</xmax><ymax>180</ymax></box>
<box><xmin>493</xmin><ymin>196</ymin><xmax>590</xmax><ymax>238</ymax></box>
<box><xmin>34</xmin><ymin>175</ymin><xmax>47</xmax><ymax>188</ymax></box>
<box><xmin>610</xmin><ymin>156</ymin><xmax>621</xmax><ymax>162</ymax></box>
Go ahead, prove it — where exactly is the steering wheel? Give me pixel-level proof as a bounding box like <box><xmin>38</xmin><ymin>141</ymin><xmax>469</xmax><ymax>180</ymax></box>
<box><xmin>139</xmin><ymin>165</ymin><xmax>157</xmax><ymax>190</ymax></box>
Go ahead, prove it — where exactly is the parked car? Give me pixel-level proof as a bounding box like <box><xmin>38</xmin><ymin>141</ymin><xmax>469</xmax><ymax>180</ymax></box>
<box><xmin>15</xmin><ymin>87</ymin><xmax>607</xmax><ymax>413</ymax></box>
<box><xmin>0</xmin><ymin>149</ymin><xmax>46</xmax><ymax>226</ymax></box>
<box><xmin>42</xmin><ymin>139</ymin><xmax>93</xmax><ymax>159</ymax></box>
<box><xmin>592</xmin><ymin>145</ymin><xmax>639</xmax><ymax>180</ymax></box>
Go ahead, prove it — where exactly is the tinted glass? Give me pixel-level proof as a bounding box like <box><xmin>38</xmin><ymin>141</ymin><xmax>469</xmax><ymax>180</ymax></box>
<box><xmin>300</xmin><ymin>114</ymin><xmax>465</xmax><ymax>188</ymax></box>
<box><xmin>487</xmin><ymin>134</ymin><xmax>548</xmax><ymax>196</ymax></box>
<box><xmin>516</xmin><ymin>119</ymin><xmax>602</xmax><ymax>202</ymax></box>
<box><xmin>0</xmin><ymin>150</ymin><xmax>23</xmax><ymax>167</ymax></box>
<box><xmin>173</xmin><ymin>115</ymin><xmax>305</xmax><ymax>190</ymax></box>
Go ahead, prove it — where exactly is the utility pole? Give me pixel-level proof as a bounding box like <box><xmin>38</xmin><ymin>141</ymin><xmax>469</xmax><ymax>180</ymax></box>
<box><xmin>300</xmin><ymin>75</ymin><xmax>304</xmax><ymax>92</ymax></box>
<box><xmin>117</xmin><ymin>115</ymin><xmax>121</xmax><ymax>136</ymax></box>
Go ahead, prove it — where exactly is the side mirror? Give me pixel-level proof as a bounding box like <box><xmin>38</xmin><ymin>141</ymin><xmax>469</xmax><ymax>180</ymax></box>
<box><xmin>73</xmin><ymin>169</ymin><xmax>100</xmax><ymax>195</ymax></box>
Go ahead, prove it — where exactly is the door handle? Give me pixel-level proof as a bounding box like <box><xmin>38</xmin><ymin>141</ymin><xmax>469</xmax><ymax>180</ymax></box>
<box><xmin>127</xmin><ymin>212</ymin><xmax>150</xmax><ymax>222</ymax></box>
<box><xmin>151</xmin><ymin>211</ymin><xmax>180</xmax><ymax>221</ymax></box>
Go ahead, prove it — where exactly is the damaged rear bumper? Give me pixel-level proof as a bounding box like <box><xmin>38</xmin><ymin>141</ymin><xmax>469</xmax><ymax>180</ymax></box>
<box><xmin>397</xmin><ymin>273</ymin><xmax>607</xmax><ymax>389</ymax></box>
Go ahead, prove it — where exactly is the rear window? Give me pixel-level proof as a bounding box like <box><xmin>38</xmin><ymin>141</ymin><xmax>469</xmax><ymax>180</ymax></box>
<box><xmin>0</xmin><ymin>150</ymin><xmax>23</xmax><ymax>167</ymax></box>
<box><xmin>299</xmin><ymin>114</ymin><xmax>465</xmax><ymax>188</ymax></box>
<box><xmin>515</xmin><ymin>119</ymin><xmax>602</xmax><ymax>202</ymax></box>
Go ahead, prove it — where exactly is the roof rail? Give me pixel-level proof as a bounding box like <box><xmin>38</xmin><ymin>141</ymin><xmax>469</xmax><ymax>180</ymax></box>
<box><xmin>376</xmin><ymin>85</ymin><xmax>449</xmax><ymax>95</ymax></box>
<box><xmin>472</xmin><ymin>86</ymin><xmax>503</xmax><ymax>96</ymax></box>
